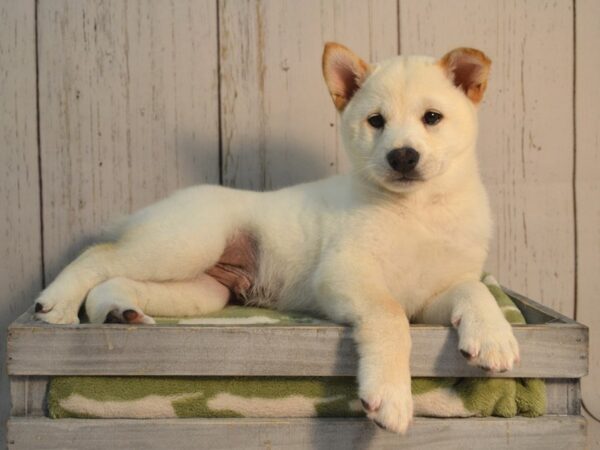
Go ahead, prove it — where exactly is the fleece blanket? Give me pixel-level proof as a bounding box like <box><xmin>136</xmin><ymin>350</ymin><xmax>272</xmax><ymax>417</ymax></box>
<box><xmin>48</xmin><ymin>275</ymin><xmax>545</xmax><ymax>419</ymax></box>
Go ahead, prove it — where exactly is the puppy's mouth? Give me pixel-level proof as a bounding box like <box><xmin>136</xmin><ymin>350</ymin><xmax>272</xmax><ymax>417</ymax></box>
<box><xmin>389</xmin><ymin>173</ymin><xmax>424</xmax><ymax>183</ymax></box>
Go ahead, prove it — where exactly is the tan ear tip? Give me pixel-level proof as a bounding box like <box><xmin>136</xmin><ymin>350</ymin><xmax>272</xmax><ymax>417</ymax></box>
<box><xmin>446</xmin><ymin>47</ymin><xmax>492</xmax><ymax>67</ymax></box>
<box><xmin>467</xmin><ymin>48</ymin><xmax>492</xmax><ymax>67</ymax></box>
<box><xmin>323</xmin><ymin>41</ymin><xmax>352</xmax><ymax>55</ymax></box>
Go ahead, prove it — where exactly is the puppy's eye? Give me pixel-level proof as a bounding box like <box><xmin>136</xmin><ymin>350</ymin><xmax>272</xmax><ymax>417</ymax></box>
<box><xmin>423</xmin><ymin>110</ymin><xmax>443</xmax><ymax>126</ymax></box>
<box><xmin>367</xmin><ymin>114</ymin><xmax>386</xmax><ymax>129</ymax></box>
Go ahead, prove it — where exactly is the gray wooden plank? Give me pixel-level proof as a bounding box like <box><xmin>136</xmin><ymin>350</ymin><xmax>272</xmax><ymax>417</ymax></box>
<box><xmin>37</xmin><ymin>0</ymin><xmax>220</xmax><ymax>283</ymax></box>
<box><xmin>0</xmin><ymin>1</ymin><xmax>42</xmax><ymax>449</ymax></box>
<box><xmin>9</xmin><ymin>377</ymin><xmax>48</xmax><ymax>417</ymax></box>
<box><xmin>6</xmin><ymin>416</ymin><xmax>587</xmax><ymax>450</ymax></box>
<box><xmin>399</xmin><ymin>0</ymin><xmax>575</xmax><ymax>317</ymax></box>
<box><xmin>219</xmin><ymin>0</ymin><xmax>397</xmax><ymax>190</ymax></box>
<box><xmin>507</xmin><ymin>289</ymin><xmax>579</xmax><ymax>325</ymax></box>
<box><xmin>575</xmin><ymin>0</ymin><xmax>600</xmax><ymax>421</ymax></box>
<box><xmin>545</xmin><ymin>379</ymin><xmax>581</xmax><ymax>416</ymax></box>
<box><xmin>7</xmin><ymin>319</ymin><xmax>587</xmax><ymax>377</ymax></box>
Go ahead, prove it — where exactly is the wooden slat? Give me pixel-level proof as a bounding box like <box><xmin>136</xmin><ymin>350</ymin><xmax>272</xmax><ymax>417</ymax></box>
<box><xmin>37</xmin><ymin>0</ymin><xmax>220</xmax><ymax>283</ymax></box>
<box><xmin>7</xmin><ymin>316</ymin><xmax>587</xmax><ymax>378</ymax></box>
<box><xmin>399</xmin><ymin>0</ymin><xmax>575</xmax><ymax>317</ymax></box>
<box><xmin>507</xmin><ymin>289</ymin><xmax>578</xmax><ymax>325</ymax></box>
<box><xmin>219</xmin><ymin>0</ymin><xmax>397</xmax><ymax>190</ymax></box>
<box><xmin>545</xmin><ymin>379</ymin><xmax>581</xmax><ymax>416</ymax></box>
<box><xmin>0</xmin><ymin>1</ymin><xmax>42</xmax><ymax>449</ymax></box>
<box><xmin>9</xmin><ymin>377</ymin><xmax>48</xmax><ymax>417</ymax></box>
<box><xmin>7</xmin><ymin>416</ymin><xmax>587</xmax><ymax>450</ymax></box>
<box><xmin>575</xmin><ymin>0</ymin><xmax>600</xmax><ymax>421</ymax></box>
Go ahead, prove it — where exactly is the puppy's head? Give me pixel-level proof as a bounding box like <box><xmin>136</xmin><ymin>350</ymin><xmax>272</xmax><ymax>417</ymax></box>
<box><xmin>323</xmin><ymin>43</ymin><xmax>490</xmax><ymax>193</ymax></box>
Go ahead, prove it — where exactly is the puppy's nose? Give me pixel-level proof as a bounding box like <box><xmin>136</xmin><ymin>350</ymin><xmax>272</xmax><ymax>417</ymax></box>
<box><xmin>386</xmin><ymin>147</ymin><xmax>420</xmax><ymax>173</ymax></box>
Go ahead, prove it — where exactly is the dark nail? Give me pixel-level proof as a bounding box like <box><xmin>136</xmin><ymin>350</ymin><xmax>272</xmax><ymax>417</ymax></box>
<box><xmin>123</xmin><ymin>309</ymin><xmax>139</xmax><ymax>322</ymax></box>
<box><xmin>480</xmin><ymin>366</ymin><xmax>492</xmax><ymax>372</ymax></box>
<box><xmin>460</xmin><ymin>349</ymin><xmax>473</xmax><ymax>360</ymax></box>
<box><xmin>35</xmin><ymin>303</ymin><xmax>43</xmax><ymax>313</ymax></box>
<box><xmin>373</xmin><ymin>419</ymin><xmax>387</xmax><ymax>430</ymax></box>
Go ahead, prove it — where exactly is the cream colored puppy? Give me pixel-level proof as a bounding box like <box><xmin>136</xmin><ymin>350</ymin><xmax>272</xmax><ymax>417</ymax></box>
<box><xmin>34</xmin><ymin>43</ymin><xmax>519</xmax><ymax>434</ymax></box>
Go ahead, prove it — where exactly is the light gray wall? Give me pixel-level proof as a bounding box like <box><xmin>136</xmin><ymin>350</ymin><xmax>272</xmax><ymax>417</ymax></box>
<box><xmin>1</xmin><ymin>0</ymin><xmax>598</xmax><ymax>448</ymax></box>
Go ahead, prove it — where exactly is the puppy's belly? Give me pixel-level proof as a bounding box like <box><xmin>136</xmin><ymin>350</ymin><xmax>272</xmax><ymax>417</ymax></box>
<box><xmin>205</xmin><ymin>231</ymin><xmax>265</xmax><ymax>304</ymax></box>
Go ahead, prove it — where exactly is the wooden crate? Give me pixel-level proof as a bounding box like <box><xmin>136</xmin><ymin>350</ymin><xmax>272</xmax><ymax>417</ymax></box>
<box><xmin>6</xmin><ymin>289</ymin><xmax>588</xmax><ymax>449</ymax></box>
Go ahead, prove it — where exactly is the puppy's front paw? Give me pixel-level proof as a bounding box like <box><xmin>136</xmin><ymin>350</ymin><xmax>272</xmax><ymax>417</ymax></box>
<box><xmin>359</xmin><ymin>382</ymin><xmax>413</xmax><ymax>434</ymax></box>
<box><xmin>454</xmin><ymin>315</ymin><xmax>520</xmax><ymax>373</ymax></box>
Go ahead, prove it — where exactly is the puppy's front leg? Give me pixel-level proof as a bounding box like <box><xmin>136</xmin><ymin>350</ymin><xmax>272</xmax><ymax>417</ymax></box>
<box><xmin>354</xmin><ymin>304</ymin><xmax>412</xmax><ymax>433</ymax></box>
<box><xmin>314</xmin><ymin>263</ymin><xmax>412</xmax><ymax>434</ymax></box>
<box><xmin>417</xmin><ymin>280</ymin><xmax>520</xmax><ymax>373</ymax></box>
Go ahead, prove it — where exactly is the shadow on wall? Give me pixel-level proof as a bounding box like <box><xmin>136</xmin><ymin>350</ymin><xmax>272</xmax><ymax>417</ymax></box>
<box><xmin>43</xmin><ymin>128</ymin><xmax>341</xmax><ymax>284</ymax></box>
<box><xmin>221</xmin><ymin>136</ymin><xmax>346</xmax><ymax>192</ymax></box>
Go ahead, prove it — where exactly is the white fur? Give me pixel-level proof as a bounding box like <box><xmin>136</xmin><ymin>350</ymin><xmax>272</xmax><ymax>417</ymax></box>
<box><xmin>35</xmin><ymin>46</ymin><xmax>519</xmax><ymax>434</ymax></box>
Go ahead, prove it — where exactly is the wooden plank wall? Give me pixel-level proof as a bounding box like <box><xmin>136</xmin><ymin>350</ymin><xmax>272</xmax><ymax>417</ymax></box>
<box><xmin>219</xmin><ymin>0</ymin><xmax>397</xmax><ymax>190</ymax></box>
<box><xmin>576</xmin><ymin>0</ymin><xmax>600</xmax><ymax>445</ymax></box>
<box><xmin>0</xmin><ymin>1</ymin><xmax>42</xmax><ymax>448</ymax></box>
<box><xmin>37</xmin><ymin>0</ymin><xmax>221</xmax><ymax>282</ymax></box>
<box><xmin>1</xmin><ymin>1</ymin><xmax>598</xmax><ymax>448</ymax></box>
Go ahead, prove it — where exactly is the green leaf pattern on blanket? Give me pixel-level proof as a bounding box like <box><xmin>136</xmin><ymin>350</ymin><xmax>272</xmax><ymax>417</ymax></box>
<box><xmin>48</xmin><ymin>275</ymin><xmax>545</xmax><ymax>419</ymax></box>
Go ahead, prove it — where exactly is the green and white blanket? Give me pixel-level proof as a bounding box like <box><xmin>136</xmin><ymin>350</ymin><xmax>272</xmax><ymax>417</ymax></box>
<box><xmin>48</xmin><ymin>276</ymin><xmax>545</xmax><ymax>419</ymax></box>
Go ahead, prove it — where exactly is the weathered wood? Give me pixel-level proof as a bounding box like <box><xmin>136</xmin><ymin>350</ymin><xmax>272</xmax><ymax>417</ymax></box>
<box><xmin>219</xmin><ymin>0</ymin><xmax>397</xmax><ymax>190</ymax></box>
<box><xmin>37</xmin><ymin>0</ymin><xmax>220</xmax><ymax>283</ymax></box>
<box><xmin>7</xmin><ymin>311</ymin><xmax>587</xmax><ymax>378</ymax></box>
<box><xmin>6</xmin><ymin>416</ymin><xmax>587</xmax><ymax>450</ymax></box>
<box><xmin>545</xmin><ymin>379</ymin><xmax>581</xmax><ymax>416</ymax></box>
<box><xmin>0</xmin><ymin>1</ymin><xmax>42</xmax><ymax>449</ymax></box>
<box><xmin>575</xmin><ymin>0</ymin><xmax>600</xmax><ymax>421</ymax></box>
<box><xmin>9</xmin><ymin>377</ymin><xmax>49</xmax><ymax>417</ymax></box>
<box><xmin>506</xmin><ymin>288</ymin><xmax>578</xmax><ymax>325</ymax></box>
<box><xmin>399</xmin><ymin>0</ymin><xmax>575</xmax><ymax>317</ymax></box>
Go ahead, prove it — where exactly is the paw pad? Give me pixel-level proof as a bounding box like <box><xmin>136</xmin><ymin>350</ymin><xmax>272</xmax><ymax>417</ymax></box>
<box><xmin>360</xmin><ymin>398</ymin><xmax>378</xmax><ymax>413</ymax></box>
<box><xmin>122</xmin><ymin>309</ymin><xmax>139</xmax><ymax>322</ymax></box>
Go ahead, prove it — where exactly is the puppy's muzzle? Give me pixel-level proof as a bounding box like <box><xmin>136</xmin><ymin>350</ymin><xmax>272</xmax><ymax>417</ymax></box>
<box><xmin>386</xmin><ymin>147</ymin><xmax>420</xmax><ymax>174</ymax></box>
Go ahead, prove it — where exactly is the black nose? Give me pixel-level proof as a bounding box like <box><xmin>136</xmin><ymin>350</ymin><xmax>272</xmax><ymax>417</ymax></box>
<box><xmin>386</xmin><ymin>147</ymin><xmax>420</xmax><ymax>174</ymax></box>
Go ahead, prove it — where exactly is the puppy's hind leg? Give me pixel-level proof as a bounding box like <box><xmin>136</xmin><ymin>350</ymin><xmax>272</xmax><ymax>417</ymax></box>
<box><xmin>86</xmin><ymin>275</ymin><xmax>230</xmax><ymax>324</ymax></box>
<box><xmin>35</xmin><ymin>185</ymin><xmax>248</xmax><ymax>324</ymax></box>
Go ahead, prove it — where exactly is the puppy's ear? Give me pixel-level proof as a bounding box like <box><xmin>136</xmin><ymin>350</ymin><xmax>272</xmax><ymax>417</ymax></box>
<box><xmin>439</xmin><ymin>48</ymin><xmax>491</xmax><ymax>104</ymax></box>
<box><xmin>322</xmin><ymin>42</ymin><xmax>371</xmax><ymax>111</ymax></box>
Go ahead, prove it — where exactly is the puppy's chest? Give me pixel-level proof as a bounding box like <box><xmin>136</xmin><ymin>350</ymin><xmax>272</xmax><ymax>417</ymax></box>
<box><xmin>376</xmin><ymin>215</ymin><xmax>487</xmax><ymax>312</ymax></box>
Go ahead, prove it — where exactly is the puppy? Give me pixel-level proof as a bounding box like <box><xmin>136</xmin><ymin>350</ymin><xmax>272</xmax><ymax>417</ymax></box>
<box><xmin>34</xmin><ymin>43</ymin><xmax>519</xmax><ymax>433</ymax></box>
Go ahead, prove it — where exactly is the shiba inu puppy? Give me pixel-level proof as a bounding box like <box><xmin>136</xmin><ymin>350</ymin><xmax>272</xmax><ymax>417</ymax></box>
<box><xmin>34</xmin><ymin>43</ymin><xmax>520</xmax><ymax>433</ymax></box>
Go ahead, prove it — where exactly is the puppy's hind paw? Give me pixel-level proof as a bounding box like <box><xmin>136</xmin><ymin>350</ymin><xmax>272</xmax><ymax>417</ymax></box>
<box><xmin>104</xmin><ymin>308</ymin><xmax>156</xmax><ymax>325</ymax></box>
<box><xmin>34</xmin><ymin>303</ymin><xmax>80</xmax><ymax>324</ymax></box>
